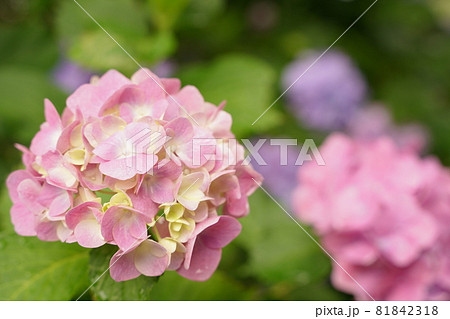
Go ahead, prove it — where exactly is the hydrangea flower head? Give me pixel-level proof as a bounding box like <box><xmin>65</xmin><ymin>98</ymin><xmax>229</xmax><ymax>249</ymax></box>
<box><xmin>292</xmin><ymin>133</ymin><xmax>450</xmax><ymax>300</ymax></box>
<box><xmin>282</xmin><ymin>50</ymin><xmax>367</xmax><ymax>131</ymax></box>
<box><xmin>6</xmin><ymin>68</ymin><xmax>262</xmax><ymax>282</ymax></box>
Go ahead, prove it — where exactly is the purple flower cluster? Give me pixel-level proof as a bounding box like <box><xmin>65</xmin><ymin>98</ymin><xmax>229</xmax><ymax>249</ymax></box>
<box><xmin>282</xmin><ymin>50</ymin><xmax>368</xmax><ymax>131</ymax></box>
<box><xmin>249</xmin><ymin>141</ymin><xmax>299</xmax><ymax>207</ymax></box>
<box><xmin>52</xmin><ymin>59</ymin><xmax>94</xmax><ymax>93</ymax></box>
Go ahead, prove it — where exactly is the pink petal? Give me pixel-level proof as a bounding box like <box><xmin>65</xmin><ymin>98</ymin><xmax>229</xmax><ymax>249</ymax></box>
<box><xmin>181</xmin><ymin>216</ymin><xmax>241</xmax><ymax>278</ymax></box>
<box><xmin>131</xmin><ymin>68</ymin><xmax>162</xmax><ymax>85</ymax></box>
<box><xmin>149</xmin><ymin>177</ymin><xmax>175</xmax><ymax>204</ymax></box>
<box><xmin>67</xmin><ymin>70</ymin><xmax>130</xmax><ymax>119</ymax></box>
<box><xmin>78</xmin><ymin>164</ymin><xmax>104</xmax><ymax>191</ymax></box>
<box><xmin>48</xmin><ymin>191</ymin><xmax>71</xmax><ymax>219</ymax></box>
<box><xmin>93</xmin><ymin>132</ymin><xmax>124</xmax><ymax>161</ymax></box>
<box><xmin>56</xmin><ymin>118</ymin><xmax>80</xmax><ymax>153</ymax></box>
<box><xmin>43</xmin><ymin>98</ymin><xmax>61</xmax><ymax>124</ymax></box>
<box><xmin>15</xmin><ymin>144</ymin><xmax>37</xmax><ymax>174</ymax></box>
<box><xmin>167</xmin><ymin>250</ymin><xmax>185</xmax><ymax>271</ymax></box>
<box><xmin>194</xmin><ymin>215</ymin><xmax>242</xmax><ymax>249</ymax></box>
<box><xmin>99</xmin><ymin>155</ymin><xmax>156</xmax><ymax>180</ymax></box>
<box><xmin>177</xmin><ymin>238</ymin><xmax>221</xmax><ymax>281</ymax></box>
<box><xmin>7</xmin><ymin>170</ymin><xmax>35</xmax><ymax>203</ymax></box>
<box><xmin>66</xmin><ymin>202</ymin><xmax>102</xmax><ymax>229</ymax></box>
<box><xmin>102</xmin><ymin>206</ymin><xmax>149</xmax><ymax>251</ymax></box>
<box><xmin>165</xmin><ymin>117</ymin><xmax>194</xmax><ymax>146</ymax></box>
<box><xmin>10</xmin><ymin>203</ymin><xmax>37</xmax><ymax>236</ymax></box>
<box><xmin>40</xmin><ymin>151</ymin><xmax>78</xmax><ymax>189</ymax></box>
<box><xmin>17</xmin><ymin>179</ymin><xmax>43</xmax><ymax>212</ymax></box>
<box><xmin>109</xmin><ymin>249</ymin><xmax>141</xmax><ymax>282</ymax></box>
<box><xmin>36</xmin><ymin>221</ymin><xmax>59</xmax><ymax>241</ymax></box>
<box><xmin>30</xmin><ymin>100</ymin><xmax>62</xmax><ymax>155</ymax></box>
<box><xmin>134</xmin><ymin>240</ymin><xmax>169</xmax><ymax>276</ymax></box>
<box><xmin>39</xmin><ymin>183</ymin><xmax>71</xmax><ymax>217</ymax></box>
<box><xmin>127</xmin><ymin>189</ymin><xmax>159</xmax><ymax>219</ymax></box>
<box><xmin>99</xmin><ymin>85</ymin><xmax>146</xmax><ymax>116</ymax></box>
<box><xmin>112</xmin><ymin>222</ymin><xmax>141</xmax><ymax>251</ymax></box>
<box><xmin>74</xmin><ymin>219</ymin><xmax>105</xmax><ymax>248</ymax></box>
<box><xmin>161</xmin><ymin>78</ymin><xmax>181</xmax><ymax>95</ymax></box>
<box><xmin>171</xmin><ymin>85</ymin><xmax>205</xmax><ymax>113</ymax></box>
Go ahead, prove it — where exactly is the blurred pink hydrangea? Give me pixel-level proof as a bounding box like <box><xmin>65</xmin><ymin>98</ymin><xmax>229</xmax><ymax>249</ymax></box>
<box><xmin>7</xmin><ymin>68</ymin><xmax>262</xmax><ymax>282</ymax></box>
<box><xmin>292</xmin><ymin>133</ymin><xmax>450</xmax><ymax>300</ymax></box>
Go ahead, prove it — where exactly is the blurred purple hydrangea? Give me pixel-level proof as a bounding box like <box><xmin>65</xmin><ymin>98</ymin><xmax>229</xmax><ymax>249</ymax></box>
<box><xmin>152</xmin><ymin>60</ymin><xmax>177</xmax><ymax>78</ymax></box>
<box><xmin>52</xmin><ymin>59</ymin><xmax>94</xmax><ymax>93</ymax></box>
<box><xmin>249</xmin><ymin>139</ymin><xmax>300</xmax><ymax>208</ymax></box>
<box><xmin>282</xmin><ymin>50</ymin><xmax>368</xmax><ymax>131</ymax></box>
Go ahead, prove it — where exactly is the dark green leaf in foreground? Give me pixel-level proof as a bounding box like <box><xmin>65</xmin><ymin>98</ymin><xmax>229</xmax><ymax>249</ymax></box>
<box><xmin>233</xmin><ymin>189</ymin><xmax>351</xmax><ymax>300</ymax></box>
<box><xmin>234</xmin><ymin>189</ymin><xmax>350</xmax><ymax>300</ymax></box>
<box><xmin>237</xmin><ymin>189</ymin><xmax>331</xmax><ymax>285</ymax></box>
<box><xmin>88</xmin><ymin>244</ymin><xmax>158</xmax><ymax>301</ymax></box>
<box><xmin>0</xmin><ymin>232</ymin><xmax>89</xmax><ymax>300</ymax></box>
<box><xmin>149</xmin><ymin>270</ymin><xmax>255</xmax><ymax>300</ymax></box>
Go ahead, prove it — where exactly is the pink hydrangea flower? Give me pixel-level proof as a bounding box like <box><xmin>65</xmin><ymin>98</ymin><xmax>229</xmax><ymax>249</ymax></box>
<box><xmin>292</xmin><ymin>133</ymin><xmax>450</xmax><ymax>300</ymax></box>
<box><xmin>6</xmin><ymin>68</ymin><xmax>262</xmax><ymax>282</ymax></box>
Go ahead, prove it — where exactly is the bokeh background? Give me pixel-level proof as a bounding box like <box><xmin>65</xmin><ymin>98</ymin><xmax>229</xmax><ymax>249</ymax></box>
<box><xmin>0</xmin><ymin>0</ymin><xmax>449</xmax><ymax>300</ymax></box>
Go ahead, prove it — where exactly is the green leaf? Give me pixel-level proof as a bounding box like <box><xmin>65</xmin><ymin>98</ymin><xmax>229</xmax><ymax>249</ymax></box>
<box><xmin>178</xmin><ymin>54</ymin><xmax>281</xmax><ymax>138</ymax></box>
<box><xmin>236</xmin><ymin>189</ymin><xmax>331</xmax><ymax>285</ymax></box>
<box><xmin>69</xmin><ymin>29</ymin><xmax>176</xmax><ymax>75</ymax></box>
<box><xmin>68</xmin><ymin>30</ymin><xmax>138</xmax><ymax>75</ymax></box>
<box><xmin>0</xmin><ymin>65</ymin><xmax>66</xmax><ymax>183</ymax></box>
<box><xmin>146</xmin><ymin>0</ymin><xmax>190</xmax><ymax>31</ymax></box>
<box><xmin>57</xmin><ymin>0</ymin><xmax>175</xmax><ymax>74</ymax></box>
<box><xmin>0</xmin><ymin>187</ymin><xmax>13</xmax><ymax>232</ymax></box>
<box><xmin>0</xmin><ymin>24</ymin><xmax>59</xmax><ymax>70</ymax></box>
<box><xmin>149</xmin><ymin>270</ymin><xmax>256</xmax><ymax>300</ymax></box>
<box><xmin>88</xmin><ymin>244</ymin><xmax>158</xmax><ymax>301</ymax></box>
<box><xmin>56</xmin><ymin>0</ymin><xmax>148</xmax><ymax>43</ymax></box>
<box><xmin>0</xmin><ymin>66</ymin><xmax>67</xmax><ymax>144</ymax></box>
<box><xmin>0</xmin><ymin>232</ymin><xmax>89</xmax><ymax>300</ymax></box>
<box><xmin>180</xmin><ymin>0</ymin><xmax>225</xmax><ymax>28</ymax></box>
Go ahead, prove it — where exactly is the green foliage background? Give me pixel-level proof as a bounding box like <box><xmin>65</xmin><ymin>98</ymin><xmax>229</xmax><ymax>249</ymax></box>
<box><xmin>0</xmin><ymin>0</ymin><xmax>449</xmax><ymax>300</ymax></box>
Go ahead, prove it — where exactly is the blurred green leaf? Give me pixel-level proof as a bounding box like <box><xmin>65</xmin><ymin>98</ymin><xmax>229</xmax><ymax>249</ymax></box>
<box><xmin>56</xmin><ymin>0</ymin><xmax>148</xmax><ymax>42</ymax></box>
<box><xmin>57</xmin><ymin>0</ymin><xmax>174</xmax><ymax>74</ymax></box>
<box><xmin>179</xmin><ymin>54</ymin><xmax>281</xmax><ymax>138</ymax></box>
<box><xmin>0</xmin><ymin>25</ymin><xmax>59</xmax><ymax>70</ymax></box>
<box><xmin>89</xmin><ymin>244</ymin><xmax>158</xmax><ymax>301</ymax></box>
<box><xmin>379</xmin><ymin>77</ymin><xmax>450</xmax><ymax>165</ymax></box>
<box><xmin>69</xmin><ymin>29</ymin><xmax>176</xmax><ymax>75</ymax></box>
<box><xmin>0</xmin><ymin>187</ymin><xmax>13</xmax><ymax>232</ymax></box>
<box><xmin>0</xmin><ymin>66</ymin><xmax>66</xmax><ymax>144</ymax></box>
<box><xmin>236</xmin><ymin>189</ymin><xmax>331</xmax><ymax>285</ymax></box>
<box><xmin>149</xmin><ymin>270</ymin><xmax>255</xmax><ymax>300</ymax></box>
<box><xmin>0</xmin><ymin>232</ymin><xmax>89</xmax><ymax>300</ymax></box>
<box><xmin>146</xmin><ymin>0</ymin><xmax>189</xmax><ymax>31</ymax></box>
<box><xmin>68</xmin><ymin>30</ymin><xmax>138</xmax><ymax>74</ymax></box>
<box><xmin>180</xmin><ymin>0</ymin><xmax>225</xmax><ymax>28</ymax></box>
